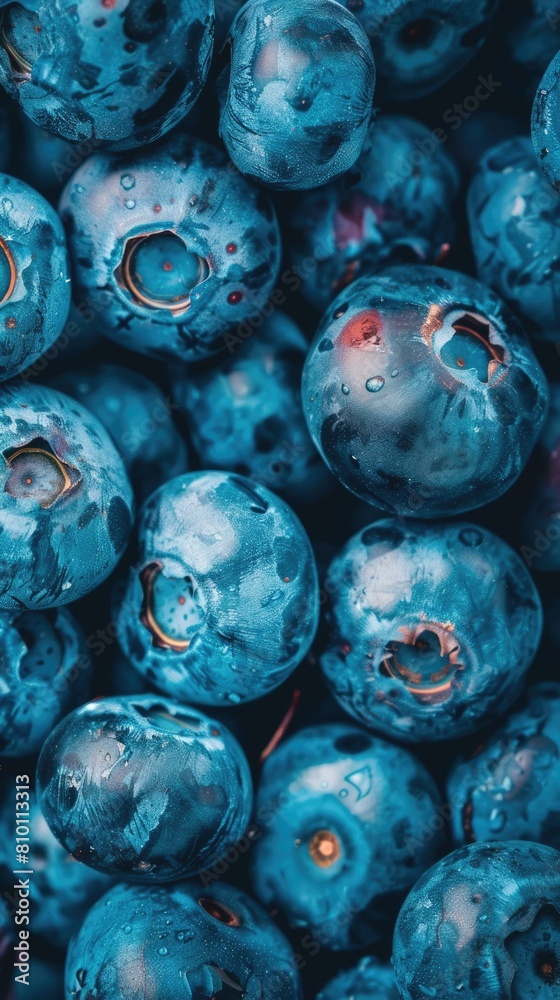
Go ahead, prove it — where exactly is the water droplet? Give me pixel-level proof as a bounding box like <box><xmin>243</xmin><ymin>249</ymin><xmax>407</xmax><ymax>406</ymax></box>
<box><xmin>125</xmin><ymin>199</ymin><xmax>136</xmax><ymax>209</ymax></box>
<box><xmin>122</xmin><ymin>924</ymin><xmax>132</xmax><ymax>934</ymax></box>
<box><xmin>339</xmin><ymin>788</ymin><xmax>348</xmax><ymax>798</ymax></box>
<box><xmin>391</xmin><ymin>369</ymin><xmax>399</xmax><ymax>378</ymax></box>
<box><xmin>74</xmin><ymin>185</ymin><xmax>84</xmax><ymax>195</ymax></box>
<box><xmin>120</xmin><ymin>174</ymin><xmax>135</xmax><ymax>190</ymax></box>
<box><xmin>158</xmin><ymin>947</ymin><xmax>168</xmax><ymax>957</ymax></box>
<box><xmin>365</xmin><ymin>376</ymin><xmax>385</xmax><ymax>393</ymax></box>
<box><xmin>341</xmin><ymin>383</ymin><xmax>350</xmax><ymax>395</ymax></box>
<box><xmin>227</xmin><ymin>692</ymin><xmax>241</xmax><ymax>704</ymax></box>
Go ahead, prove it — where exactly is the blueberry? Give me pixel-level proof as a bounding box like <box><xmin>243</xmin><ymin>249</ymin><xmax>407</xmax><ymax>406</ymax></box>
<box><xmin>320</xmin><ymin>519</ymin><xmax>542</xmax><ymax>742</ymax></box>
<box><xmin>0</xmin><ymin>789</ymin><xmax>112</xmax><ymax>947</ymax></box>
<box><xmin>170</xmin><ymin>311</ymin><xmax>332</xmax><ymax>504</ymax></box>
<box><xmin>0</xmin><ymin>606</ymin><xmax>90</xmax><ymax>756</ymax></box>
<box><xmin>0</xmin><ymin>0</ymin><xmax>214</xmax><ymax>150</ymax></box>
<box><xmin>51</xmin><ymin>363</ymin><xmax>189</xmax><ymax>504</ymax></box>
<box><xmin>114</xmin><ymin>471</ymin><xmax>319</xmax><ymax>705</ymax></box>
<box><xmin>532</xmin><ymin>50</ymin><xmax>560</xmax><ymax>192</ymax></box>
<box><xmin>317</xmin><ymin>957</ymin><xmax>401</xmax><ymax>999</ymax></box>
<box><xmin>522</xmin><ymin>381</ymin><xmax>560</xmax><ymax>571</ymax></box>
<box><xmin>346</xmin><ymin>0</ymin><xmax>500</xmax><ymax>100</ymax></box>
<box><xmin>218</xmin><ymin>0</ymin><xmax>376</xmax><ymax>189</ymax></box>
<box><xmin>509</xmin><ymin>0</ymin><xmax>560</xmax><ymax>95</ymax></box>
<box><xmin>289</xmin><ymin>114</ymin><xmax>459</xmax><ymax>312</ymax></box>
<box><xmin>302</xmin><ymin>264</ymin><xmax>548</xmax><ymax>517</ymax></box>
<box><xmin>0</xmin><ymin>382</ymin><xmax>133</xmax><ymax>609</ymax></box>
<box><xmin>468</xmin><ymin>136</ymin><xmax>560</xmax><ymax>343</ymax></box>
<box><xmin>0</xmin><ymin>173</ymin><xmax>70</xmax><ymax>380</ymax></box>
<box><xmin>65</xmin><ymin>880</ymin><xmax>303</xmax><ymax>999</ymax></box>
<box><xmin>59</xmin><ymin>134</ymin><xmax>281</xmax><ymax>362</ymax></box>
<box><xmin>393</xmin><ymin>841</ymin><xmax>560</xmax><ymax>1000</ymax></box>
<box><xmin>251</xmin><ymin>723</ymin><xmax>444</xmax><ymax>949</ymax></box>
<box><xmin>36</xmin><ymin>694</ymin><xmax>253</xmax><ymax>880</ymax></box>
<box><xmin>447</xmin><ymin>684</ymin><xmax>560</xmax><ymax>849</ymax></box>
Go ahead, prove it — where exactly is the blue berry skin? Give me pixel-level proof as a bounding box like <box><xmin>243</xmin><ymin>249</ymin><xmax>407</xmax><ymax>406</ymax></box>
<box><xmin>36</xmin><ymin>694</ymin><xmax>253</xmax><ymax>880</ymax></box>
<box><xmin>0</xmin><ymin>382</ymin><xmax>133</xmax><ymax>610</ymax></box>
<box><xmin>509</xmin><ymin>0</ymin><xmax>560</xmax><ymax>94</ymax></box>
<box><xmin>317</xmin><ymin>957</ymin><xmax>401</xmax><ymax>1000</ymax></box>
<box><xmin>218</xmin><ymin>0</ymin><xmax>376</xmax><ymax>190</ymax></box>
<box><xmin>0</xmin><ymin>607</ymin><xmax>91</xmax><ymax>757</ymax></box>
<box><xmin>321</xmin><ymin>520</ymin><xmax>542</xmax><ymax>743</ymax></box>
<box><xmin>0</xmin><ymin>173</ymin><xmax>70</xmax><ymax>381</ymax></box>
<box><xmin>65</xmin><ymin>880</ymin><xmax>303</xmax><ymax>1000</ymax></box>
<box><xmin>447</xmin><ymin>684</ymin><xmax>560</xmax><ymax>850</ymax></box>
<box><xmin>344</xmin><ymin>0</ymin><xmax>499</xmax><ymax>100</ymax></box>
<box><xmin>0</xmin><ymin>0</ymin><xmax>214</xmax><ymax>151</ymax></box>
<box><xmin>393</xmin><ymin>841</ymin><xmax>560</xmax><ymax>1000</ymax></box>
<box><xmin>114</xmin><ymin>471</ymin><xmax>319</xmax><ymax>705</ymax></box>
<box><xmin>0</xmin><ymin>789</ymin><xmax>112</xmax><ymax>947</ymax></box>
<box><xmin>532</xmin><ymin>51</ymin><xmax>560</xmax><ymax>192</ymax></box>
<box><xmin>289</xmin><ymin>115</ymin><xmax>459</xmax><ymax>313</ymax></box>
<box><xmin>302</xmin><ymin>264</ymin><xmax>549</xmax><ymax>517</ymax></box>
<box><xmin>170</xmin><ymin>312</ymin><xmax>331</xmax><ymax>505</ymax></box>
<box><xmin>50</xmin><ymin>364</ymin><xmax>189</xmax><ymax>505</ymax></box>
<box><xmin>251</xmin><ymin>723</ymin><xmax>444</xmax><ymax>950</ymax></box>
<box><xmin>468</xmin><ymin>136</ymin><xmax>560</xmax><ymax>344</ymax></box>
<box><xmin>59</xmin><ymin>134</ymin><xmax>281</xmax><ymax>363</ymax></box>
<box><xmin>522</xmin><ymin>382</ymin><xmax>560</xmax><ymax>573</ymax></box>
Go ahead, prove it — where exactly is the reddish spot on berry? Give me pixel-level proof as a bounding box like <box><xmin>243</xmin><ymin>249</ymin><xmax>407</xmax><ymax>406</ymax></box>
<box><xmin>178</xmin><ymin>596</ymin><xmax>186</xmax><ymax>606</ymax></box>
<box><xmin>226</xmin><ymin>243</ymin><xmax>237</xmax><ymax>254</ymax></box>
<box><xmin>163</xmin><ymin>261</ymin><xmax>173</xmax><ymax>272</ymax></box>
<box><xmin>339</xmin><ymin>310</ymin><xmax>383</xmax><ymax>349</ymax></box>
<box><xmin>5</xmin><ymin>317</ymin><xmax>16</xmax><ymax>329</ymax></box>
<box><xmin>101</xmin><ymin>0</ymin><xmax>117</xmax><ymax>8</ymax></box>
<box><xmin>153</xmin><ymin>204</ymin><xmax>162</xmax><ymax>213</ymax></box>
<box><xmin>227</xmin><ymin>291</ymin><xmax>243</xmax><ymax>304</ymax></box>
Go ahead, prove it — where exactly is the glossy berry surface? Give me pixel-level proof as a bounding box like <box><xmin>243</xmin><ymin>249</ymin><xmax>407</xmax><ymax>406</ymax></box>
<box><xmin>0</xmin><ymin>382</ymin><xmax>133</xmax><ymax>609</ymax></box>
<box><xmin>0</xmin><ymin>0</ymin><xmax>214</xmax><ymax>150</ymax></box>
<box><xmin>447</xmin><ymin>683</ymin><xmax>560</xmax><ymax>850</ymax></box>
<box><xmin>393</xmin><ymin>841</ymin><xmax>560</xmax><ymax>1000</ymax></box>
<box><xmin>321</xmin><ymin>519</ymin><xmax>542</xmax><ymax>743</ymax></box>
<box><xmin>0</xmin><ymin>606</ymin><xmax>90</xmax><ymax>756</ymax></box>
<box><xmin>347</xmin><ymin>0</ymin><xmax>500</xmax><ymax>100</ymax></box>
<box><xmin>36</xmin><ymin>694</ymin><xmax>253</xmax><ymax>880</ymax></box>
<box><xmin>522</xmin><ymin>381</ymin><xmax>560</xmax><ymax>572</ymax></box>
<box><xmin>65</xmin><ymin>880</ymin><xmax>303</xmax><ymax>999</ymax></box>
<box><xmin>251</xmin><ymin>723</ymin><xmax>444</xmax><ymax>949</ymax></box>
<box><xmin>0</xmin><ymin>173</ymin><xmax>70</xmax><ymax>380</ymax></box>
<box><xmin>289</xmin><ymin>114</ymin><xmax>459</xmax><ymax>313</ymax></box>
<box><xmin>317</xmin><ymin>957</ymin><xmax>401</xmax><ymax>1000</ymax></box>
<box><xmin>218</xmin><ymin>0</ymin><xmax>376</xmax><ymax>190</ymax></box>
<box><xmin>302</xmin><ymin>264</ymin><xmax>548</xmax><ymax>517</ymax></box>
<box><xmin>532</xmin><ymin>50</ymin><xmax>560</xmax><ymax>192</ymax></box>
<box><xmin>59</xmin><ymin>134</ymin><xmax>281</xmax><ymax>362</ymax></box>
<box><xmin>468</xmin><ymin>136</ymin><xmax>560</xmax><ymax>343</ymax></box>
<box><xmin>170</xmin><ymin>311</ymin><xmax>331</xmax><ymax>505</ymax></box>
<box><xmin>51</xmin><ymin>363</ymin><xmax>189</xmax><ymax>504</ymax></box>
<box><xmin>0</xmin><ymin>789</ymin><xmax>112</xmax><ymax>947</ymax></box>
<box><xmin>115</xmin><ymin>471</ymin><xmax>319</xmax><ymax>705</ymax></box>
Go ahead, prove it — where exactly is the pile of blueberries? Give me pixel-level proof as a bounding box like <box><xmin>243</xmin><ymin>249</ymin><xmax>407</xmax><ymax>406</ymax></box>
<box><xmin>1</xmin><ymin>0</ymin><xmax>560</xmax><ymax>997</ymax></box>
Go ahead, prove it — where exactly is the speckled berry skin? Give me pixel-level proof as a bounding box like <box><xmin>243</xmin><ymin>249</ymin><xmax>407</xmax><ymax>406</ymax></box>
<box><xmin>321</xmin><ymin>520</ymin><xmax>542</xmax><ymax>743</ymax></box>
<box><xmin>522</xmin><ymin>382</ymin><xmax>560</xmax><ymax>572</ymax></box>
<box><xmin>218</xmin><ymin>0</ymin><xmax>376</xmax><ymax>190</ymax></box>
<box><xmin>0</xmin><ymin>173</ymin><xmax>70</xmax><ymax>380</ymax></box>
<box><xmin>317</xmin><ymin>957</ymin><xmax>401</xmax><ymax>999</ymax></box>
<box><xmin>51</xmin><ymin>364</ymin><xmax>189</xmax><ymax>504</ymax></box>
<box><xmin>532</xmin><ymin>51</ymin><xmax>560</xmax><ymax>192</ymax></box>
<box><xmin>170</xmin><ymin>312</ymin><xmax>331</xmax><ymax>505</ymax></box>
<box><xmin>302</xmin><ymin>265</ymin><xmax>548</xmax><ymax>517</ymax></box>
<box><xmin>0</xmin><ymin>607</ymin><xmax>91</xmax><ymax>757</ymax></box>
<box><xmin>468</xmin><ymin>136</ymin><xmax>560</xmax><ymax>343</ymax></box>
<box><xmin>36</xmin><ymin>694</ymin><xmax>253</xmax><ymax>880</ymax></box>
<box><xmin>251</xmin><ymin>723</ymin><xmax>444</xmax><ymax>949</ymax></box>
<box><xmin>447</xmin><ymin>684</ymin><xmax>560</xmax><ymax>851</ymax></box>
<box><xmin>65</xmin><ymin>880</ymin><xmax>303</xmax><ymax>1000</ymax></box>
<box><xmin>0</xmin><ymin>382</ymin><xmax>133</xmax><ymax>609</ymax></box>
<box><xmin>289</xmin><ymin>115</ymin><xmax>459</xmax><ymax>313</ymax></box>
<box><xmin>345</xmin><ymin>0</ymin><xmax>499</xmax><ymax>100</ymax></box>
<box><xmin>0</xmin><ymin>0</ymin><xmax>214</xmax><ymax>151</ymax></box>
<box><xmin>114</xmin><ymin>471</ymin><xmax>319</xmax><ymax>705</ymax></box>
<box><xmin>393</xmin><ymin>841</ymin><xmax>560</xmax><ymax>1000</ymax></box>
<box><xmin>59</xmin><ymin>134</ymin><xmax>281</xmax><ymax>362</ymax></box>
<box><xmin>0</xmin><ymin>789</ymin><xmax>112</xmax><ymax>947</ymax></box>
